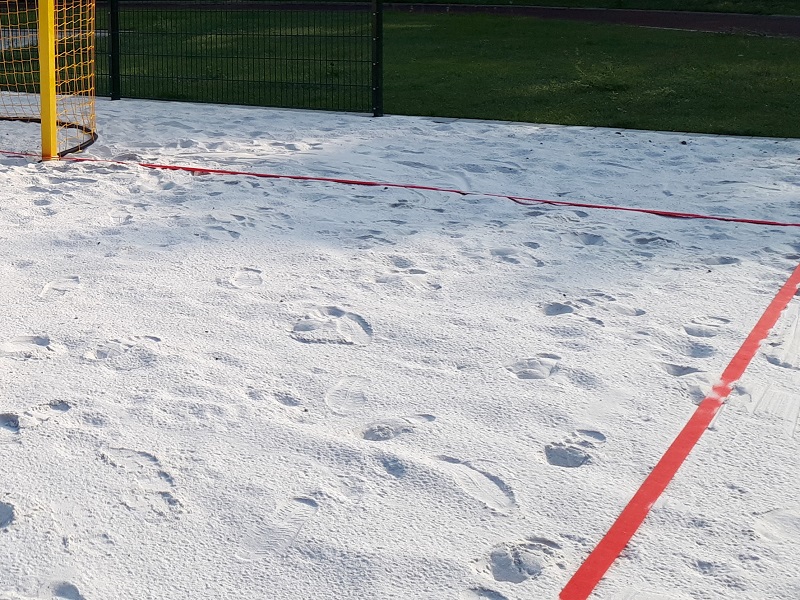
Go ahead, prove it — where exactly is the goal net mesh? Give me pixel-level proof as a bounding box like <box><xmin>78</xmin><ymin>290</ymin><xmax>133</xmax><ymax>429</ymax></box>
<box><xmin>1</xmin><ymin>0</ymin><xmax>96</xmax><ymax>156</ymax></box>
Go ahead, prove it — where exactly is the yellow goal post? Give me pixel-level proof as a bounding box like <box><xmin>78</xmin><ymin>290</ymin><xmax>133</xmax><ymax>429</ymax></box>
<box><xmin>1</xmin><ymin>0</ymin><xmax>97</xmax><ymax>159</ymax></box>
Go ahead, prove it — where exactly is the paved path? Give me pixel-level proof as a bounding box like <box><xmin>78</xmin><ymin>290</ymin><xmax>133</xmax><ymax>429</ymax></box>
<box><xmin>385</xmin><ymin>4</ymin><xmax>800</xmax><ymax>38</ymax></box>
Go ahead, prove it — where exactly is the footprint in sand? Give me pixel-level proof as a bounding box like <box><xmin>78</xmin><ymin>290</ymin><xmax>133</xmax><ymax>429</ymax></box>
<box><xmin>545</xmin><ymin>429</ymin><xmax>606</xmax><ymax>468</ymax></box>
<box><xmin>19</xmin><ymin>401</ymin><xmax>72</xmax><ymax>430</ymax></box>
<box><xmin>542</xmin><ymin>302</ymin><xmax>575</xmax><ymax>316</ymax></box>
<box><xmin>354</xmin><ymin>230</ymin><xmax>395</xmax><ymax>248</ymax></box>
<box><xmin>505</xmin><ymin>354</ymin><xmax>561</xmax><ymax>380</ymax></box>
<box><xmin>0</xmin><ymin>413</ymin><xmax>20</xmax><ymax>436</ymax></box>
<box><xmin>239</xmin><ymin>497</ymin><xmax>319</xmax><ymax>559</ymax></box>
<box><xmin>490</xmin><ymin>248</ymin><xmax>522</xmax><ymax>264</ymax></box>
<box><xmin>389</xmin><ymin>255</ymin><xmax>414</xmax><ymax>269</ymax></box>
<box><xmin>487</xmin><ymin>247</ymin><xmax>544</xmax><ymax>268</ymax></box>
<box><xmin>41</xmin><ymin>582</ymin><xmax>86</xmax><ymax>600</ymax></box>
<box><xmin>683</xmin><ymin>316</ymin><xmax>730</xmax><ymax>338</ymax></box>
<box><xmin>543</xmin><ymin>293</ymin><xmax>641</xmax><ymax>326</ymax></box>
<box><xmin>0</xmin><ymin>582</ymin><xmax>89</xmax><ymax>600</ymax></box>
<box><xmin>84</xmin><ymin>336</ymin><xmax>161</xmax><ymax>371</ymax></box>
<box><xmin>629</xmin><ymin>232</ymin><xmax>677</xmax><ymax>248</ymax></box>
<box><xmin>477</xmin><ymin>537</ymin><xmax>565</xmax><ymax>583</ymax></box>
<box><xmin>100</xmin><ymin>447</ymin><xmax>181</xmax><ymax>517</ymax></box>
<box><xmin>376</xmin><ymin>270</ymin><xmax>442</xmax><ymax>291</ymax></box>
<box><xmin>269</xmin><ymin>141</ymin><xmax>315</xmax><ymax>153</ymax></box>
<box><xmin>325</xmin><ymin>376</ymin><xmax>369</xmax><ymax>416</ymax></box>
<box><xmin>562</xmin><ymin>232</ymin><xmax>607</xmax><ymax>247</ymax></box>
<box><xmin>359</xmin><ymin>414</ymin><xmax>435</xmax><ymax>441</ymax></box>
<box><xmin>660</xmin><ymin>363</ymin><xmax>702</xmax><ymax>377</ymax></box>
<box><xmin>674</xmin><ymin>338</ymin><xmax>715</xmax><ymax>359</ymax></box>
<box><xmin>209</xmin><ymin>211</ymin><xmax>255</xmax><ymax>229</ymax></box>
<box><xmin>0</xmin><ymin>501</ymin><xmax>14</xmax><ymax>528</ymax></box>
<box><xmin>291</xmin><ymin>307</ymin><xmax>373</xmax><ymax>346</ymax></box>
<box><xmin>575</xmin><ymin>292</ymin><xmax>645</xmax><ymax>320</ymax></box>
<box><xmin>753</xmin><ymin>506</ymin><xmax>800</xmax><ymax>544</ymax></box>
<box><xmin>379</xmin><ymin>454</ymin><xmax>408</xmax><ymax>478</ymax></box>
<box><xmin>270</xmin><ymin>389</ymin><xmax>304</xmax><ymax>408</ymax></box>
<box><xmin>608</xmin><ymin>304</ymin><xmax>647</xmax><ymax>317</ymax></box>
<box><xmin>0</xmin><ymin>335</ymin><xmax>62</xmax><ymax>361</ymax></box>
<box><xmin>545</xmin><ymin>443</ymin><xmax>590</xmax><ymax>468</ymax></box>
<box><xmin>436</xmin><ymin>456</ymin><xmax>516</xmax><ymax>512</ymax></box>
<box><xmin>39</xmin><ymin>276</ymin><xmax>80</xmax><ymax>300</ymax></box>
<box><xmin>689</xmin><ymin>559</ymin><xmax>745</xmax><ymax>588</ymax></box>
<box><xmin>701</xmin><ymin>256</ymin><xmax>741</xmax><ymax>266</ymax></box>
<box><xmin>376</xmin><ymin>258</ymin><xmax>441</xmax><ymax>291</ymax></box>
<box><xmin>762</xmin><ymin>304</ymin><xmax>800</xmax><ymax>370</ymax></box>
<box><xmin>747</xmin><ymin>382</ymin><xmax>800</xmax><ymax>437</ymax></box>
<box><xmin>202</xmin><ymin>225</ymin><xmax>241</xmax><ymax>240</ymax></box>
<box><xmin>108</xmin><ymin>208</ymin><xmax>133</xmax><ymax>226</ymax></box>
<box><xmin>230</xmin><ymin>267</ymin><xmax>263</xmax><ymax>289</ymax></box>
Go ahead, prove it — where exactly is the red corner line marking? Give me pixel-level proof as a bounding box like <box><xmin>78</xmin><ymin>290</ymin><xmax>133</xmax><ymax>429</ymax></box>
<box><xmin>560</xmin><ymin>262</ymin><xmax>800</xmax><ymax>600</ymax></box>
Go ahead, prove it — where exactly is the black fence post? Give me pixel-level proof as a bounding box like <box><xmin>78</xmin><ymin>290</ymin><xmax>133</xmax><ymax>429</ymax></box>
<box><xmin>109</xmin><ymin>0</ymin><xmax>121</xmax><ymax>100</ymax></box>
<box><xmin>371</xmin><ymin>0</ymin><xmax>383</xmax><ymax>117</ymax></box>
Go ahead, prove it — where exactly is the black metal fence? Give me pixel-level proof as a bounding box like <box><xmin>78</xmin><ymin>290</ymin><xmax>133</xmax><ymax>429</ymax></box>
<box><xmin>95</xmin><ymin>0</ymin><xmax>383</xmax><ymax>115</ymax></box>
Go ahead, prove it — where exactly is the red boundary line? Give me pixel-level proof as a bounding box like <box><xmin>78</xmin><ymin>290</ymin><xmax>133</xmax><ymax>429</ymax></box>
<box><xmin>560</xmin><ymin>262</ymin><xmax>800</xmax><ymax>600</ymax></box>
<box><xmin>3</xmin><ymin>150</ymin><xmax>800</xmax><ymax>228</ymax></box>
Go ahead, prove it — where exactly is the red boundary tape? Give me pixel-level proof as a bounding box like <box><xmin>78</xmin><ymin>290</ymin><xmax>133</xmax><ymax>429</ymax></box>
<box><xmin>560</xmin><ymin>261</ymin><xmax>800</xmax><ymax>600</ymax></box>
<box><xmin>3</xmin><ymin>150</ymin><xmax>800</xmax><ymax>228</ymax></box>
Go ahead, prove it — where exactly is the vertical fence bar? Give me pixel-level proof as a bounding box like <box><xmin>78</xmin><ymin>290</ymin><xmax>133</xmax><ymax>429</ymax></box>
<box><xmin>109</xmin><ymin>0</ymin><xmax>120</xmax><ymax>99</ymax></box>
<box><xmin>371</xmin><ymin>0</ymin><xmax>383</xmax><ymax>117</ymax></box>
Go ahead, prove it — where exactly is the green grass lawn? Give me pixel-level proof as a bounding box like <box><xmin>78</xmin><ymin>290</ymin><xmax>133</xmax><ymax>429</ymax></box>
<box><xmin>384</xmin><ymin>13</ymin><xmax>800</xmax><ymax>137</ymax></box>
<box><xmin>387</xmin><ymin>0</ymin><xmax>800</xmax><ymax>16</ymax></box>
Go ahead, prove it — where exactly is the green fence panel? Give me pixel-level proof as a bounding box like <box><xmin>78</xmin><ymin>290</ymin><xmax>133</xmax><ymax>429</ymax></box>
<box><xmin>96</xmin><ymin>0</ymin><xmax>381</xmax><ymax>114</ymax></box>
